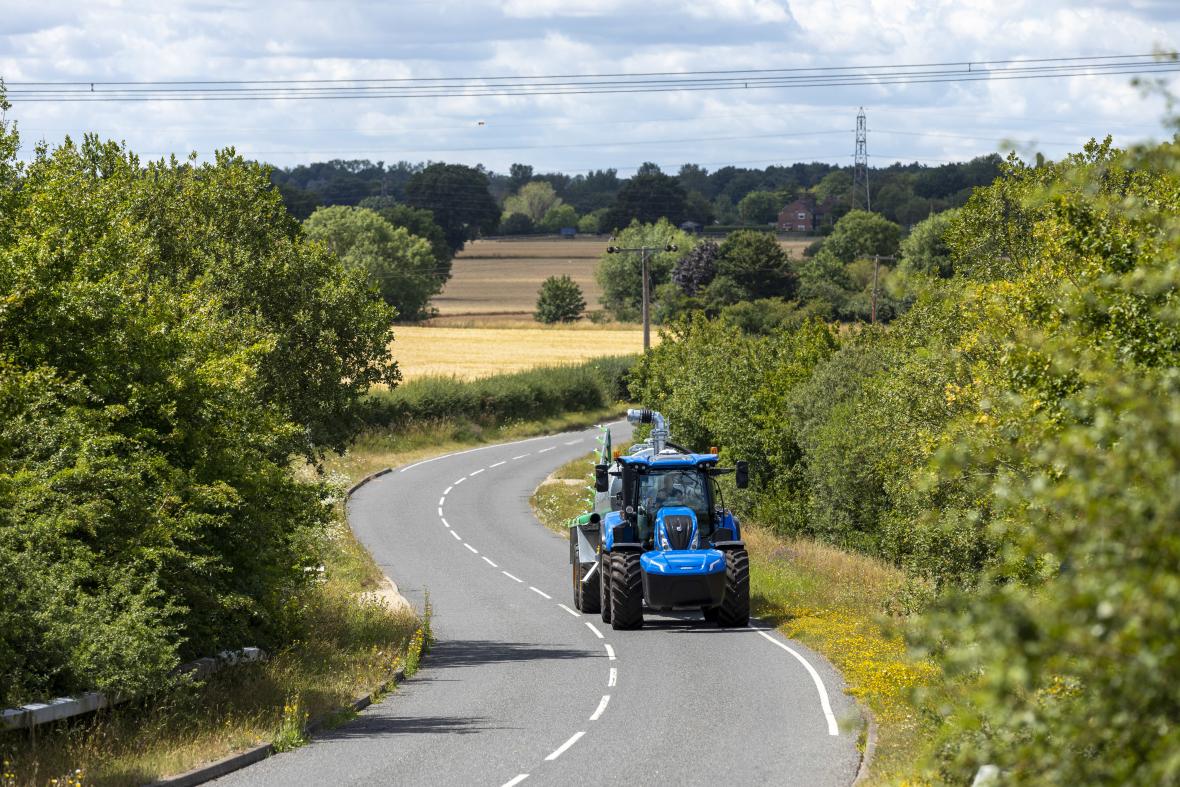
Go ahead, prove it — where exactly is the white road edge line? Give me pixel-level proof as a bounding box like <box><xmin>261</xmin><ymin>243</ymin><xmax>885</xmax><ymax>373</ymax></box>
<box><xmin>464</xmin><ymin>543</ymin><xmax>479</xmax><ymax>554</ymax></box>
<box><xmin>529</xmin><ymin>586</ymin><xmax>552</xmax><ymax>599</ymax></box>
<box><xmin>511</xmin><ymin>454</ymin><xmax>530</xmax><ymax>460</ymax></box>
<box><xmin>608</xmin><ymin>667</ymin><xmax>617</xmax><ymax>687</ymax></box>
<box><xmin>502</xmin><ymin>571</ymin><xmax>523</xmax><ymax>583</ymax></box>
<box><xmin>604</xmin><ymin>643</ymin><xmax>616</xmax><ymax>661</ymax></box>
<box><xmin>489</xmin><ymin>460</ymin><xmax>506</xmax><ymax>468</ymax></box>
<box><xmin>544</xmin><ymin>731</ymin><xmax>585</xmax><ymax>761</ymax></box>
<box><xmin>441</xmin><ymin>517</ymin><xmax>450</xmax><ymax>528</ymax></box>
<box><xmin>557</xmin><ymin>603</ymin><xmax>580</xmax><ymax>617</ymax></box>
<box><xmin>589</xmin><ymin>694</ymin><xmax>610</xmax><ymax>721</ymax></box>
<box><xmin>468</xmin><ymin>468</ymin><xmax>485</xmax><ymax>477</ymax></box>
<box><xmin>537</xmin><ymin>447</ymin><xmax>556</xmax><ymax>453</ymax></box>
<box><xmin>585</xmin><ymin>622</ymin><xmax>604</xmax><ymax>639</ymax></box>
<box><xmin>450</xmin><ymin>531</ymin><xmax>461</xmax><ymax>541</ymax></box>
<box><xmin>482</xmin><ymin>556</ymin><xmax>498</xmax><ymax>567</ymax></box>
<box><xmin>502</xmin><ymin>775</ymin><xmax>529</xmax><ymax>787</ymax></box>
<box><xmin>757</xmin><ymin>629</ymin><xmax>841</xmax><ymax>736</ymax></box>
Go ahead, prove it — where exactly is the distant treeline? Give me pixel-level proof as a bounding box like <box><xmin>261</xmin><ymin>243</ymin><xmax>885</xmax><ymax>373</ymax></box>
<box><xmin>269</xmin><ymin>155</ymin><xmax>1003</xmax><ymax>229</ymax></box>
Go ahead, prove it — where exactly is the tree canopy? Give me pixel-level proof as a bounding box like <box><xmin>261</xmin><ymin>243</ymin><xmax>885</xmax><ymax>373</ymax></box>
<box><xmin>405</xmin><ymin>163</ymin><xmax>500</xmax><ymax>253</ymax></box>
<box><xmin>600</xmin><ymin>173</ymin><xmax>689</xmax><ymax>232</ymax></box>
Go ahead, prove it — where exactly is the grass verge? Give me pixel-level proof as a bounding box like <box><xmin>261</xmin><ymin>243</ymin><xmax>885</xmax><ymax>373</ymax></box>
<box><xmin>528</xmin><ymin>451</ymin><xmax>941</xmax><ymax>785</ymax></box>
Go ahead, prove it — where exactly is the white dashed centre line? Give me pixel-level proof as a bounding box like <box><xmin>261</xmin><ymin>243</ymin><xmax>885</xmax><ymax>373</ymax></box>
<box><xmin>453</xmin><ymin>477</ymin><xmax>465</xmax><ymax>485</ymax></box>
<box><xmin>544</xmin><ymin>731</ymin><xmax>585</xmax><ymax>761</ymax></box>
<box><xmin>489</xmin><ymin>460</ymin><xmax>506</xmax><ymax>468</ymax></box>
<box><xmin>608</xmin><ymin>667</ymin><xmax>617</xmax><ymax>687</ymax></box>
<box><xmin>469</xmin><ymin>468</ymin><xmax>485</xmax><ymax>477</ymax></box>
<box><xmin>464</xmin><ymin>543</ymin><xmax>479</xmax><ymax>554</ymax></box>
<box><xmin>502</xmin><ymin>775</ymin><xmax>529</xmax><ymax>787</ymax></box>
<box><xmin>537</xmin><ymin>447</ymin><xmax>555</xmax><ymax>454</ymax></box>
<box><xmin>450</xmin><ymin>531</ymin><xmax>461</xmax><ymax>541</ymax></box>
<box><xmin>585</xmin><ymin>622</ymin><xmax>604</xmax><ymax>639</ymax></box>
<box><xmin>604</xmin><ymin>643</ymin><xmax>616</xmax><ymax>661</ymax></box>
<box><xmin>589</xmin><ymin>695</ymin><xmax>610</xmax><ymax>721</ymax></box>
<box><xmin>557</xmin><ymin>604</ymin><xmax>580</xmax><ymax>617</ymax></box>
<box><xmin>482</xmin><ymin>556</ymin><xmax>498</xmax><ymax>568</ymax></box>
<box><xmin>437</xmin><ymin>507</ymin><xmax>444</xmax><ymax>517</ymax></box>
<box><xmin>441</xmin><ymin>517</ymin><xmax>450</xmax><ymax>528</ymax></box>
<box><xmin>443</xmin><ymin>485</ymin><xmax>453</xmax><ymax>495</ymax></box>
<box><xmin>511</xmin><ymin>454</ymin><xmax>530</xmax><ymax>460</ymax></box>
<box><xmin>502</xmin><ymin>571</ymin><xmax>523</xmax><ymax>583</ymax></box>
<box><xmin>438</xmin><ymin>496</ymin><xmax>446</xmax><ymax>506</ymax></box>
<box><xmin>563</xmin><ymin>439</ymin><xmax>582</xmax><ymax>445</ymax></box>
<box><xmin>529</xmin><ymin>586</ymin><xmax>552</xmax><ymax>600</ymax></box>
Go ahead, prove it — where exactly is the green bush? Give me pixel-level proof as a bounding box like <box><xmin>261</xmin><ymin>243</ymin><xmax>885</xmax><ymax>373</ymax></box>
<box><xmin>364</xmin><ymin>356</ymin><xmax>637</xmax><ymax>429</ymax></box>
<box><xmin>535</xmin><ymin>275</ymin><xmax>586</xmax><ymax>323</ymax></box>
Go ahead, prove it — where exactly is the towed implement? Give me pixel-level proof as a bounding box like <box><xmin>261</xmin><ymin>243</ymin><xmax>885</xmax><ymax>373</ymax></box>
<box><xmin>569</xmin><ymin>409</ymin><xmax>750</xmax><ymax>630</ymax></box>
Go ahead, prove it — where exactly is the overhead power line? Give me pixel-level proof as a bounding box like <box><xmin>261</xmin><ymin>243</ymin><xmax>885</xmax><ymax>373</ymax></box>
<box><xmin>6</xmin><ymin>53</ymin><xmax>1177</xmax><ymax>103</ymax></box>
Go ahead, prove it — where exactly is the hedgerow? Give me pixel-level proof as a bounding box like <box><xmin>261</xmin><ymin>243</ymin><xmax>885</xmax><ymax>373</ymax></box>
<box><xmin>0</xmin><ymin>89</ymin><xmax>398</xmax><ymax>706</ymax></box>
<box><xmin>632</xmin><ymin>136</ymin><xmax>1180</xmax><ymax>782</ymax></box>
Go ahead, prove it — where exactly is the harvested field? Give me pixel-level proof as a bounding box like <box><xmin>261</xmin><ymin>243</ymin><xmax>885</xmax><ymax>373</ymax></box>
<box><xmin>391</xmin><ymin>324</ymin><xmax>649</xmax><ymax>380</ymax></box>
<box><xmin>432</xmin><ymin>235</ymin><xmax>815</xmax><ymax>318</ymax></box>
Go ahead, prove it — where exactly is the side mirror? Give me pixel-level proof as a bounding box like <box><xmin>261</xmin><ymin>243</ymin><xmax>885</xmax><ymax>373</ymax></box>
<box><xmin>621</xmin><ymin>463</ymin><xmax>638</xmax><ymax>496</ymax></box>
<box><xmin>594</xmin><ymin>464</ymin><xmax>609</xmax><ymax>492</ymax></box>
<box><xmin>735</xmin><ymin>461</ymin><xmax>749</xmax><ymax>489</ymax></box>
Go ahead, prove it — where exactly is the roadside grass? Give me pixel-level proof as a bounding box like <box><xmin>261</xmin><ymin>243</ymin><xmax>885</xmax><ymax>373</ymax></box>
<box><xmin>528</xmin><ymin>452</ymin><xmax>941</xmax><ymax>784</ymax></box>
<box><xmin>389</xmin><ymin>325</ymin><xmax>648</xmax><ymax>380</ymax></box>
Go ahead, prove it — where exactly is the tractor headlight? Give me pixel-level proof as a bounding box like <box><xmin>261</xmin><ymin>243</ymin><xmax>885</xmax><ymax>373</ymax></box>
<box><xmin>690</xmin><ymin>531</ymin><xmax>699</xmax><ymax>550</ymax></box>
<box><xmin>659</xmin><ymin>532</ymin><xmax>671</xmax><ymax>550</ymax></box>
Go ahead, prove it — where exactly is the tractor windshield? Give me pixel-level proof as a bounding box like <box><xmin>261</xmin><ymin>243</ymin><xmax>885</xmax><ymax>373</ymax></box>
<box><xmin>638</xmin><ymin>468</ymin><xmax>713</xmax><ymax>537</ymax></box>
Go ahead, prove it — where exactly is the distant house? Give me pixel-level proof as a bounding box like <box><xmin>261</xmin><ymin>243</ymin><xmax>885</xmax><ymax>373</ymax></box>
<box><xmin>776</xmin><ymin>195</ymin><xmax>837</xmax><ymax>232</ymax></box>
<box><xmin>679</xmin><ymin>220</ymin><xmax>702</xmax><ymax>234</ymax></box>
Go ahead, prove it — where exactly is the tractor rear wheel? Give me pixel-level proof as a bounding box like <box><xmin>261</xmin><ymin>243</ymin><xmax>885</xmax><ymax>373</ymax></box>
<box><xmin>580</xmin><ymin>562</ymin><xmax>601</xmax><ymax>614</ymax></box>
<box><xmin>716</xmin><ymin>548</ymin><xmax>750</xmax><ymax>627</ymax></box>
<box><xmin>610</xmin><ymin>552</ymin><xmax>644</xmax><ymax>630</ymax></box>
<box><xmin>599</xmin><ymin>554</ymin><xmax>612</xmax><ymax>624</ymax></box>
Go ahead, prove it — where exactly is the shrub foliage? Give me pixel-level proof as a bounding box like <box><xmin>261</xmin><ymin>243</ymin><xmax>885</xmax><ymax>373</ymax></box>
<box><xmin>633</xmin><ymin>137</ymin><xmax>1180</xmax><ymax>782</ymax></box>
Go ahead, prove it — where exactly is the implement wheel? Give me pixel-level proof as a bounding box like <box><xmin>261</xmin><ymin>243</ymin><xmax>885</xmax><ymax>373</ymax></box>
<box><xmin>716</xmin><ymin>548</ymin><xmax>750</xmax><ymax>628</ymax></box>
<box><xmin>599</xmin><ymin>554</ymin><xmax>612</xmax><ymax>624</ymax></box>
<box><xmin>610</xmin><ymin>552</ymin><xmax>644</xmax><ymax>630</ymax></box>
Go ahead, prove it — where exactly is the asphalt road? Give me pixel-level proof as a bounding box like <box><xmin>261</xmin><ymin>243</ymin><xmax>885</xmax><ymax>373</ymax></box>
<box><xmin>214</xmin><ymin>423</ymin><xmax>862</xmax><ymax>786</ymax></box>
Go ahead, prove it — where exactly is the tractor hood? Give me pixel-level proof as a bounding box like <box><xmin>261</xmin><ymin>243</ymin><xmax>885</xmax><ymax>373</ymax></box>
<box><xmin>641</xmin><ymin>549</ymin><xmax>726</xmax><ymax>576</ymax></box>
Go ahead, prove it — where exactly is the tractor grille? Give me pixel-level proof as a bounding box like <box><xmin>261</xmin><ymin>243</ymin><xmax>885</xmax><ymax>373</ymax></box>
<box><xmin>663</xmin><ymin>515</ymin><xmax>693</xmax><ymax>550</ymax></box>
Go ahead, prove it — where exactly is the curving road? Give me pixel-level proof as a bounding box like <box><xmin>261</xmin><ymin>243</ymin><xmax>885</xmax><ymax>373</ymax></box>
<box><xmin>214</xmin><ymin>423</ymin><xmax>862</xmax><ymax>786</ymax></box>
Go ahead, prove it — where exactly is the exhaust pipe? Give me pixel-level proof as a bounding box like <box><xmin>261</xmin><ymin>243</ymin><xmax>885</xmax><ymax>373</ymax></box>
<box><xmin>627</xmin><ymin>408</ymin><xmax>669</xmax><ymax>454</ymax></box>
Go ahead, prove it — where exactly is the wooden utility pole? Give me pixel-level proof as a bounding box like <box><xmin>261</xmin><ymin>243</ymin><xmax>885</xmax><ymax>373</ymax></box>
<box><xmin>606</xmin><ymin>243</ymin><xmax>677</xmax><ymax>351</ymax></box>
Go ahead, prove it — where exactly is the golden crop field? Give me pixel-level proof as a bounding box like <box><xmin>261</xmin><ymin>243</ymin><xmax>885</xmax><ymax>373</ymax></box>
<box><xmin>391</xmin><ymin>324</ymin><xmax>650</xmax><ymax>380</ymax></box>
<box><xmin>431</xmin><ymin>235</ymin><xmax>815</xmax><ymax>321</ymax></box>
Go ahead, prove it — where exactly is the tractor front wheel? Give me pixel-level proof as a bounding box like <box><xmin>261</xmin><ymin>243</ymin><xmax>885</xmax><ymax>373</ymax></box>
<box><xmin>716</xmin><ymin>548</ymin><xmax>750</xmax><ymax>627</ymax></box>
<box><xmin>610</xmin><ymin>552</ymin><xmax>644</xmax><ymax>630</ymax></box>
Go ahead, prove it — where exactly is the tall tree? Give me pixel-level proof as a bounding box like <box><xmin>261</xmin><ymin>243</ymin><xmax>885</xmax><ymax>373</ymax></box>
<box><xmin>405</xmin><ymin>163</ymin><xmax>499</xmax><ymax>253</ymax></box>
<box><xmin>601</xmin><ymin>173</ymin><xmax>689</xmax><ymax>232</ymax></box>
<box><xmin>503</xmin><ymin>181</ymin><xmax>563</xmax><ymax>223</ymax></box>
<box><xmin>358</xmin><ymin>196</ymin><xmax>454</xmax><ymax>283</ymax></box>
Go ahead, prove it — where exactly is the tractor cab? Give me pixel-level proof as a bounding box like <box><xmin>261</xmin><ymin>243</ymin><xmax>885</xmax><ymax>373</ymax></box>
<box><xmin>570</xmin><ymin>409</ymin><xmax>751</xmax><ymax>630</ymax></box>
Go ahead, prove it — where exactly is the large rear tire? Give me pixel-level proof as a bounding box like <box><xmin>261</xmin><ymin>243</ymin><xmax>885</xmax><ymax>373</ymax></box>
<box><xmin>716</xmin><ymin>549</ymin><xmax>750</xmax><ymax>628</ymax></box>
<box><xmin>610</xmin><ymin>552</ymin><xmax>644</xmax><ymax>630</ymax></box>
<box><xmin>599</xmin><ymin>554</ymin><xmax>612</xmax><ymax>624</ymax></box>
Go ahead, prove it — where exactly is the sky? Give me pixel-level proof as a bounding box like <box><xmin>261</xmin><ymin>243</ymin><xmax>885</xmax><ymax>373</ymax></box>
<box><xmin>1</xmin><ymin>0</ymin><xmax>1178</xmax><ymax>176</ymax></box>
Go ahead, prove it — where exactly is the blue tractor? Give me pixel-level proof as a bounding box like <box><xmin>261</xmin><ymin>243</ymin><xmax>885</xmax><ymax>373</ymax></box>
<box><xmin>568</xmin><ymin>409</ymin><xmax>750</xmax><ymax>630</ymax></box>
